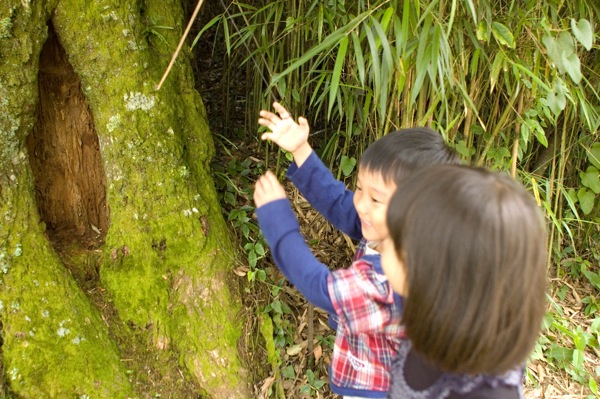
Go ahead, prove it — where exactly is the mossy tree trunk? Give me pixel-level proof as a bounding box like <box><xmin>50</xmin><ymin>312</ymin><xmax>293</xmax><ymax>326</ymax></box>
<box><xmin>0</xmin><ymin>0</ymin><xmax>248</xmax><ymax>397</ymax></box>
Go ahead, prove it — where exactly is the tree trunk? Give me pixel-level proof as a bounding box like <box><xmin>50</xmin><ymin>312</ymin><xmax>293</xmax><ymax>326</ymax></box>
<box><xmin>0</xmin><ymin>0</ymin><xmax>248</xmax><ymax>397</ymax></box>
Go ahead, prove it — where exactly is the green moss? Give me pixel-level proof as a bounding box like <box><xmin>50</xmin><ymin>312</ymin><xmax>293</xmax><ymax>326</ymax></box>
<box><xmin>0</xmin><ymin>18</ymin><xmax>13</xmax><ymax>39</ymax></box>
<box><xmin>0</xmin><ymin>170</ymin><xmax>133</xmax><ymax>397</ymax></box>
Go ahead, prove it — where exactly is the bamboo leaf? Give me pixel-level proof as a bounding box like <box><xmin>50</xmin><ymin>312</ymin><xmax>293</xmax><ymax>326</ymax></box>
<box><xmin>401</xmin><ymin>0</ymin><xmax>410</xmax><ymax>54</ymax></box>
<box><xmin>380</xmin><ymin>6</ymin><xmax>394</xmax><ymax>32</ymax></box>
<box><xmin>464</xmin><ymin>0</ymin><xmax>477</xmax><ymax>25</ymax></box>
<box><xmin>490</xmin><ymin>52</ymin><xmax>504</xmax><ymax>93</ymax></box>
<box><xmin>521</xmin><ymin>120</ymin><xmax>530</xmax><ymax>144</ymax></box>
<box><xmin>429</xmin><ymin>25</ymin><xmax>442</xmax><ymax>92</ymax></box>
<box><xmin>223</xmin><ymin>16</ymin><xmax>231</xmax><ymax>57</ymax></box>
<box><xmin>528</xmin><ymin>119</ymin><xmax>548</xmax><ymax>147</ymax></box>
<box><xmin>571</xmin><ymin>18</ymin><xmax>594</xmax><ymax>51</ymax></box>
<box><xmin>318</xmin><ymin>4</ymin><xmax>324</xmax><ymax>43</ymax></box>
<box><xmin>447</xmin><ymin>0</ymin><xmax>457</xmax><ymax>36</ymax></box>
<box><xmin>351</xmin><ymin>31</ymin><xmax>366</xmax><ymax>85</ymax></box>
<box><xmin>564</xmin><ymin>188</ymin><xmax>582</xmax><ymax>220</ymax></box>
<box><xmin>470</xmin><ymin>47</ymin><xmax>481</xmax><ymax>76</ymax></box>
<box><xmin>510</xmin><ymin>60</ymin><xmax>551</xmax><ymax>92</ymax></box>
<box><xmin>191</xmin><ymin>15</ymin><xmax>222</xmax><ymax>50</ymax></box>
<box><xmin>411</xmin><ymin>19</ymin><xmax>432</xmax><ymax>105</ymax></box>
<box><xmin>272</xmin><ymin>10</ymin><xmax>370</xmax><ymax>85</ymax></box>
<box><xmin>365</xmin><ymin>25</ymin><xmax>381</xmax><ymax>108</ymax></box>
<box><xmin>590</xmin><ymin>376</ymin><xmax>598</xmax><ymax>395</ymax></box>
<box><xmin>393</xmin><ymin>13</ymin><xmax>404</xmax><ymax>60</ymax></box>
<box><xmin>372</xmin><ymin>17</ymin><xmax>394</xmax><ymax>121</ymax></box>
<box><xmin>491</xmin><ymin>21</ymin><xmax>515</xmax><ymax>49</ymax></box>
<box><xmin>328</xmin><ymin>36</ymin><xmax>349</xmax><ymax>118</ymax></box>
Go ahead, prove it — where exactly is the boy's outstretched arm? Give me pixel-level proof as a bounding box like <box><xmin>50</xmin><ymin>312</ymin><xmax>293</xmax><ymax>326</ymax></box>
<box><xmin>254</xmin><ymin>171</ymin><xmax>335</xmax><ymax>314</ymax></box>
<box><xmin>258</xmin><ymin>102</ymin><xmax>313</xmax><ymax>168</ymax></box>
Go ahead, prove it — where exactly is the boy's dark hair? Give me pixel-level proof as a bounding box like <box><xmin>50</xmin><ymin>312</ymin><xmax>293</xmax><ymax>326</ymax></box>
<box><xmin>360</xmin><ymin>127</ymin><xmax>460</xmax><ymax>186</ymax></box>
<box><xmin>386</xmin><ymin>164</ymin><xmax>547</xmax><ymax>374</ymax></box>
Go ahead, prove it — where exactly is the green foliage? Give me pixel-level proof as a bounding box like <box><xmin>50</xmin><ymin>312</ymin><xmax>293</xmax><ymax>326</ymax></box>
<box><xmin>141</xmin><ymin>19</ymin><xmax>174</xmax><ymax>47</ymax></box>
<box><xmin>300</xmin><ymin>369</ymin><xmax>327</xmax><ymax>396</ymax></box>
<box><xmin>213</xmin><ymin>139</ymin><xmax>308</xmax><ymax>397</ymax></box>
<box><xmin>537</xmin><ymin>299</ymin><xmax>600</xmax><ymax>394</ymax></box>
<box><xmin>213</xmin><ymin>153</ymin><xmax>267</xmax><ymax>274</ymax></box>
<box><xmin>201</xmin><ymin>0</ymin><xmax>600</xmax><ymax>395</ymax></box>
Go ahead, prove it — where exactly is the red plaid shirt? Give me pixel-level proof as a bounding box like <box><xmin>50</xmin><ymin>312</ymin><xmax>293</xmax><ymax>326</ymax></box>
<box><xmin>327</xmin><ymin>255</ymin><xmax>405</xmax><ymax>395</ymax></box>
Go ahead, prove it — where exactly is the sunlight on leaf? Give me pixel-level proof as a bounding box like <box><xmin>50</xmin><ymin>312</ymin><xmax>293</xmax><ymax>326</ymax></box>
<box><xmin>563</xmin><ymin>51</ymin><xmax>582</xmax><ymax>84</ymax></box>
<box><xmin>340</xmin><ymin>155</ymin><xmax>357</xmax><ymax>177</ymax></box>
<box><xmin>543</xmin><ymin>80</ymin><xmax>567</xmax><ymax>117</ymax></box>
<box><xmin>577</xmin><ymin>188</ymin><xmax>595</xmax><ymax>215</ymax></box>
<box><xmin>589</xmin><ymin>376</ymin><xmax>598</xmax><ymax>395</ymax></box>
<box><xmin>491</xmin><ymin>21</ymin><xmax>515</xmax><ymax>49</ymax></box>
<box><xmin>286</xmin><ymin>344</ymin><xmax>302</xmax><ymax>356</ymax></box>
<box><xmin>581</xmin><ymin>265</ymin><xmax>600</xmax><ymax>291</ymax></box>
<box><xmin>571</xmin><ymin>18</ymin><xmax>594</xmax><ymax>51</ymax></box>
<box><xmin>556</xmin><ymin>32</ymin><xmax>582</xmax><ymax>83</ymax></box>
<box><xmin>580</xmin><ymin>167</ymin><xmax>600</xmax><ymax>194</ymax></box>
<box><xmin>328</xmin><ymin>36</ymin><xmax>349</xmax><ymax>118</ymax></box>
<box><xmin>476</xmin><ymin>20</ymin><xmax>490</xmax><ymax>42</ymax></box>
<box><xmin>588</xmin><ymin>143</ymin><xmax>600</xmax><ymax>169</ymax></box>
<box><xmin>542</xmin><ymin>32</ymin><xmax>582</xmax><ymax>83</ymax></box>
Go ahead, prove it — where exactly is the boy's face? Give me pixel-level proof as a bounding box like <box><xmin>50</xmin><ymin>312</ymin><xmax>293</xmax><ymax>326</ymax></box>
<box><xmin>353</xmin><ymin>167</ymin><xmax>397</xmax><ymax>248</ymax></box>
<box><xmin>380</xmin><ymin>237</ymin><xmax>407</xmax><ymax>296</ymax></box>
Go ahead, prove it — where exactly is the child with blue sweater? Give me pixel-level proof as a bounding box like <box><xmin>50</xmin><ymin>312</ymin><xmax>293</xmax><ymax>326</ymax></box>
<box><xmin>254</xmin><ymin>103</ymin><xmax>459</xmax><ymax>398</ymax></box>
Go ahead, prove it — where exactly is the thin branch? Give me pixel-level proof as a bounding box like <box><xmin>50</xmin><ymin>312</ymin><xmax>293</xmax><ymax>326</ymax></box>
<box><xmin>156</xmin><ymin>0</ymin><xmax>205</xmax><ymax>90</ymax></box>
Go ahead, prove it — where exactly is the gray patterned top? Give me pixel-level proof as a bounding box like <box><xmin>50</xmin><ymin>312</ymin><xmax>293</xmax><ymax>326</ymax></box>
<box><xmin>387</xmin><ymin>340</ymin><xmax>524</xmax><ymax>399</ymax></box>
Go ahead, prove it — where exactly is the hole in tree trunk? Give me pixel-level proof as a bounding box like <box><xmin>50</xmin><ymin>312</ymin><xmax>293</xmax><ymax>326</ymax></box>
<box><xmin>27</xmin><ymin>23</ymin><xmax>109</xmax><ymax>252</ymax></box>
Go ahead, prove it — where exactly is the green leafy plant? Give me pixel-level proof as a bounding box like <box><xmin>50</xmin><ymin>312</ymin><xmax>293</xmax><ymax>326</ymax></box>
<box><xmin>212</xmin><ymin>138</ymin><xmax>306</xmax><ymax>397</ymax></box>
<box><xmin>538</xmin><ymin>307</ymin><xmax>599</xmax><ymax>393</ymax></box>
<box><xmin>141</xmin><ymin>17</ymin><xmax>174</xmax><ymax>46</ymax></box>
<box><xmin>300</xmin><ymin>369</ymin><xmax>327</xmax><ymax>396</ymax></box>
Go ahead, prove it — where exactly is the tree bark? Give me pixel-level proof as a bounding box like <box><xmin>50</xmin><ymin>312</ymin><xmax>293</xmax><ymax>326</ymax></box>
<box><xmin>0</xmin><ymin>0</ymin><xmax>248</xmax><ymax>397</ymax></box>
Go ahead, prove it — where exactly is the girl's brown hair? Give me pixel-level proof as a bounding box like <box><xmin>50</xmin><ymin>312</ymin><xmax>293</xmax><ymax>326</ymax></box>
<box><xmin>387</xmin><ymin>164</ymin><xmax>547</xmax><ymax>374</ymax></box>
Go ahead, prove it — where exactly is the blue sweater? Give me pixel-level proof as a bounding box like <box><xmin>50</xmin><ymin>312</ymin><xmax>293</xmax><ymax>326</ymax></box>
<box><xmin>287</xmin><ymin>151</ymin><xmax>362</xmax><ymax>241</ymax></box>
<box><xmin>256</xmin><ymin>198</ymin><xmax>335</xmax><ymax>313</ymax></box>
<box><xmin>257</xmin><ymin>151</ymin><xmax>365</xmax><ymax>312</ymax></box>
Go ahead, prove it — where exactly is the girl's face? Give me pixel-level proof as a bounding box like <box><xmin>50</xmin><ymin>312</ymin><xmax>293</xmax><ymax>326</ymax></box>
<box><xmin>380</xmin><ymin>237</ymin><xmax>407</xmax><ymax>296</ymax></box>
<box><xmin>353</xmin><ymin>168</ymin><xmax>397</xmax><ymax>248</ymax></box>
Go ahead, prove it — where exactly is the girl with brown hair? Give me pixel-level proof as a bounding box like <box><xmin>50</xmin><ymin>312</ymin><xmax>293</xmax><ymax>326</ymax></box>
<box><xmin>381</xmin><ymin>164</ymin><xmax>547</xmax><ymax>399</ymax></box>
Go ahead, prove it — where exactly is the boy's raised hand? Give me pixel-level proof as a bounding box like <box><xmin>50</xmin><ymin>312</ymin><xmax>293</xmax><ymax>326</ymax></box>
<box><xmin>254</xmin><ymin>171</ymin><xmax>288</xmax><ymax>208</ymax></box>
<box><xmin>258</xmin><ymin>102</ymin><xmax>312</xmax><ymax>167</ymax></box>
